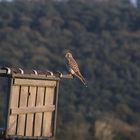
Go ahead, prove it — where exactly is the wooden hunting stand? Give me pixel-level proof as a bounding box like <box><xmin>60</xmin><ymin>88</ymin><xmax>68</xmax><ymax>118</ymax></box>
<box><xmin>0</xmin><ymin>67</ymin><xmax>72</xmax><ymax>140</ymax></box>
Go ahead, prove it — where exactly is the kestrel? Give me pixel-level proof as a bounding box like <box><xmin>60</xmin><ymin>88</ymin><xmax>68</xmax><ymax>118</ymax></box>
<box><xmin>65</xmin><ymin>52</ymin><xmax>87</xmax><ymax>86</ymax></box>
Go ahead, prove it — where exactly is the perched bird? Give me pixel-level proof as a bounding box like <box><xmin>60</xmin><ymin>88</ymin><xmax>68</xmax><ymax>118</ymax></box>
<box><xmin>65</xmin><ymin>52</ymin><xmax>87</xmax><ymax>86</ymax></box>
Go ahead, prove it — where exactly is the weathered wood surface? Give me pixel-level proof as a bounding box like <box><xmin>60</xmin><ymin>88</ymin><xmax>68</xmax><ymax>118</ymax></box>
<box><xmin>14</xmin><ymin>78</ymin><xmax>56</xmax><ymax>87</ymax></box>
<box><xmin>34</xmin><ymin>87</ymin><xmax>45</xmax><ymax>136</ymax></box>
<box><xmin>8</xmin><ymin>85</ymin><xmax>20</xmax><ymax>135</ymax></box>
<box><xmin>42</xmin><ymin>87</ymin><xmax>55</xmax><ymax>137</ymax></box>
<box><xmin>26</xmin><ymin>86</ymin><xmax>36</xmax><ymax>136</ymax></box>
<box><xmin>17</xmin><ymin>86</ymin><xmax>28</xmax><ymax>136</ymax></box>
<box><xmin>7</xmin><ymin>78</ymin><xmax>58</xmax><ymax>138</ymax></box>
<box><xmin>11</xmin><ymin>105</ymin><xmax>55</xmax><ymax>115</ymax></box>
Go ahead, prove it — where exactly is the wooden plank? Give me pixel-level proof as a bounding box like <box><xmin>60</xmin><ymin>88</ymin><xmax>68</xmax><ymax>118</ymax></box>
<box><xmin>11</xmin><ymin>105</ymin><xmax>55</xmax><ymax>115</ymax></box>
<box><xmin>12</xmin><ymin>73</ymin><xmax>60</xmax><ymax>80</ymax></box>
<box><xmin>61</xmin><ymin>74</ymin><xmax>73</xmax><ymax>79</ymax></box>
<box><xmin>17</xmin><ymin>86</ymin><xmax>28</xmax><ymax>136</ymax></box>
<box><xmin>34</xmin><ymin>87</ymin><xmax>45</xmax><ymax>136</ymax></box>
<box><xmin>7</xmin><ymin>85</ymin><xmax>20</xmax><ymax>135</ymax></box>
<box><xmin>14</xmin><ymin>78</ymin><xmax>56</xmax><ymax>87</ymax></box>
<box><xmin>42</xmin><ymin>87</ymin><xmax>55</xmax><ymax>137</ymax></box>
<box><xmin>25</xmin><ymin>86</ymin><xmax>36</xmax><ymax>136</ymax></box>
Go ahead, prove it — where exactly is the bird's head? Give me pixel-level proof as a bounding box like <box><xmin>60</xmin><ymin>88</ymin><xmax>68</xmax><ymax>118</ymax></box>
<box><xmin>65</xmin><ymin>52</ymin><xmax>73</xmax><ymax>59</ymax></box>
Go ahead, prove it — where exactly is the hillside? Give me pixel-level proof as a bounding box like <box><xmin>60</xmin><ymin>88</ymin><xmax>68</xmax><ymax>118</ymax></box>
<box><xmin>0</xmin><ymin>0</ymin><xmax>140</xmax><ymax>140</ymax></box>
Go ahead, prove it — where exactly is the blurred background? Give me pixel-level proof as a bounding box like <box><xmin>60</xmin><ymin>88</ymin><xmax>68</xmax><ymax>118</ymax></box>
<box><xmin>0</xmin><ymin>0</ymin><xmax>140</xmax><ymax>140</ymax></box>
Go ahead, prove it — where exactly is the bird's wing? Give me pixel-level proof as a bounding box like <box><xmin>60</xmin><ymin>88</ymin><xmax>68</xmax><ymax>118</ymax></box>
<box><xmin>68</xmin><ymin>57</ymin><xmax>80</xmax><ymax>73</ymax></box>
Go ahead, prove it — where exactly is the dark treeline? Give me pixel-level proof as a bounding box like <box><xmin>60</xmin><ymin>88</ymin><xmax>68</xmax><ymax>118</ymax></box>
<box><xmin>0</xmin><ymin>0</ymin><xmax>140</xmax><ymax>140</ymax></box>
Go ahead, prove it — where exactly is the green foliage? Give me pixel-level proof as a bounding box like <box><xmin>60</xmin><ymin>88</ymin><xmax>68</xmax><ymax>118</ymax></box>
<box><xmin>0</xmin><ymin>0</ymin><xmax>139</xmax><ymax>140</ymax></box>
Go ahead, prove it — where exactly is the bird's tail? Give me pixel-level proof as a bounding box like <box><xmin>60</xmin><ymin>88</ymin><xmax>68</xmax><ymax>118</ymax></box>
<box><xmin>75</xmin><ymin>72</ymin><xmax>87</xmax><ymax>87</ymax></box>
